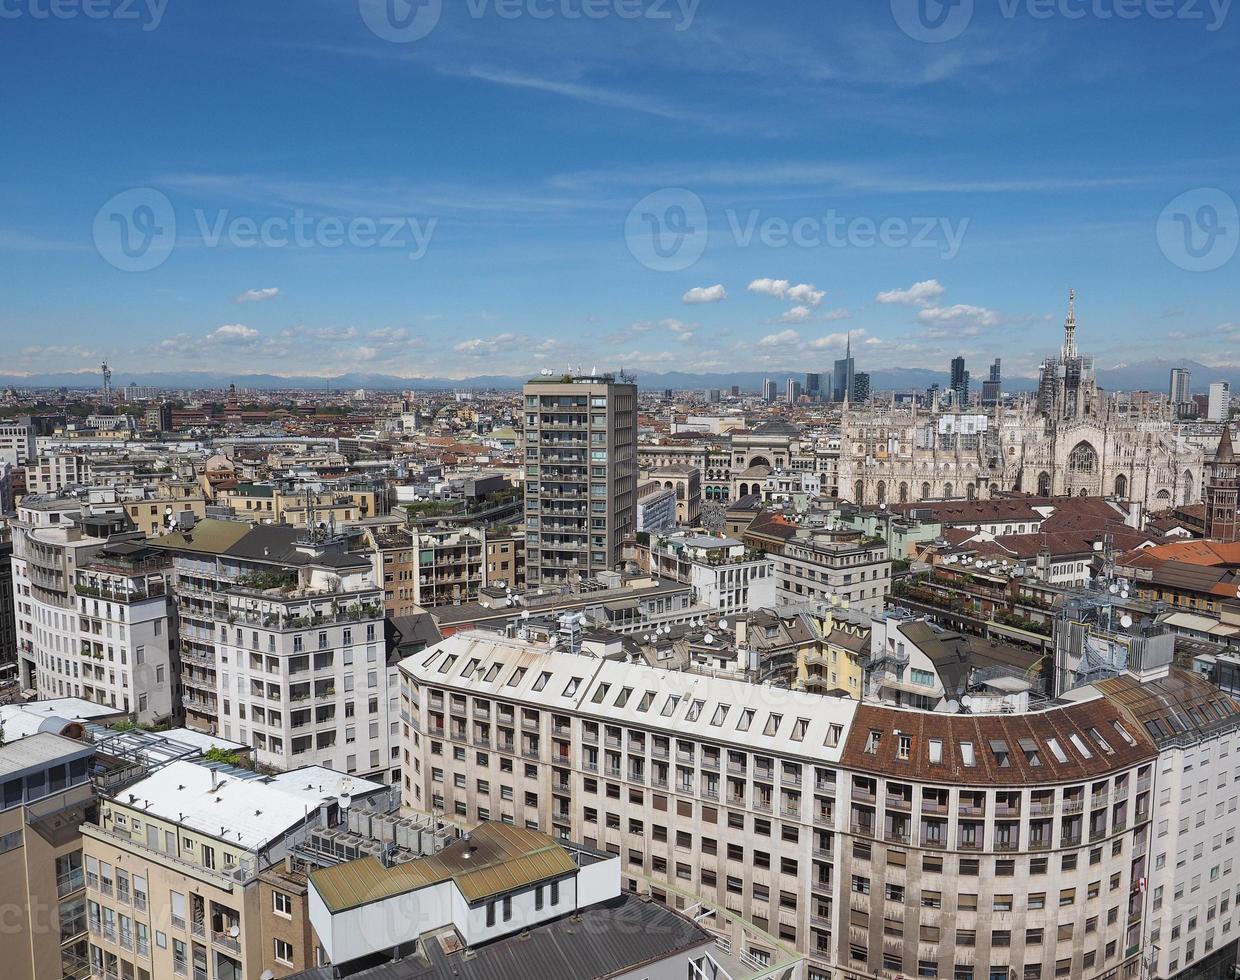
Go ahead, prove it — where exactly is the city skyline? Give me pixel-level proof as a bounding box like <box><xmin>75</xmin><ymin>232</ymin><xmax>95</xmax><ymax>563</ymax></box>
<box><xmin>2</xmin><ymin>2</ymin><xmax>1239</xmax><ymax>381</ymax></box>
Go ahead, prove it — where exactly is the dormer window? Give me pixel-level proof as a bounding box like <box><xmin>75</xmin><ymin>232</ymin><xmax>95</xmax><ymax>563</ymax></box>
<box><xmin>865</xmin><ymin>730</ymin><xmax>882</xmax><ymax>754</ymax></box>
<box><xmin>1020</xmin><ymin>738</ymin><xmax>1042</xmax><ymax>766</ymax></box>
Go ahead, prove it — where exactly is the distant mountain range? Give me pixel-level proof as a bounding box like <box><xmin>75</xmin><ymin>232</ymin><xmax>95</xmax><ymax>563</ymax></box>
<box><xmin>1</xmin><ymin>360</ymin><xmax>1235</xmax><ymax>395</ymax></box>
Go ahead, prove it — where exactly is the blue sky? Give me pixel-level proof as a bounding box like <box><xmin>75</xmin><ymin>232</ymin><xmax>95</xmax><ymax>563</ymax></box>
<box><xmin>2</xmin><ymin>0</ymin><xmax>1238</xmax><ymax>382</ymax></box>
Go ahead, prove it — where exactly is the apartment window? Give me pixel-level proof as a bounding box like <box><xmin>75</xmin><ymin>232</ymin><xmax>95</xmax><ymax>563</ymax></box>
<box><xmin>274</xmin><ymin>939</ymin><xmax>294</xmax><ymax>965</ymax></box>
<box><xmin>272</xmin><ymin>891</ymin><xmax>292</xmax><ymax>917</ymax></box>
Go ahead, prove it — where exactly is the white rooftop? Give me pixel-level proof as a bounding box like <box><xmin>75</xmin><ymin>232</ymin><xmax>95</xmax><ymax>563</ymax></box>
<box><xmin>115</xmin><ymin>760</ymin><xmax>385</xmax><ymax>852</ymax></box>
<box><xmin>0</xmin><ymin>698</ymin><xmax>124</xmax><ymax>741</ymax></box>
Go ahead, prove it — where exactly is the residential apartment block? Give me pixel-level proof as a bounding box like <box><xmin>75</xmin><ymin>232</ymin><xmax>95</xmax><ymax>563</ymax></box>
<box><xmin>522</xmin><ymin>375</ymin><xmax>637</xmax><ymax>588</ymax></box>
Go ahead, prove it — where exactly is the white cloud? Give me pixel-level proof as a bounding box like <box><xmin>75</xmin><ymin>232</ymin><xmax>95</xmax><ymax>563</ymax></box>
<box><xmin>747</xmin><ymin>279</ymin><xmax>824</xmax><ymax>307</ymax></box>
<box><xmin>916</xmin><ymin>304</ymin><xmax>1002</xmax><ymax>330</ymax></box>
<box><xmin>232</xmin><ymin>287</ymin><xmax>281</xmax><ymax>304</ymax></box>
<box><xmin>454</xmin><ymin>332</ymin><xmax>519</xmax><ymax>355</ymax></box>
<box><xmin>682</xmin><ymin>284</ymin><xmax>727</xmax><ymax>305</ymax></box>
<box><xmin>758</xmin><ymin>329</ymin><xmax>801</xmax><ymax>347</ymax></box>
<box><xmin>208</xmin><ymin>324</ymin><xmax>260</xmax><ymax>344</ymax></box>
<box><xmin>777</xmin><ymin>306</ymin><xmax>815</xmax><ymax>324</ymax></box>
<box><xmin>281</xmin><ymin>325</ymin><xmax>357</xmax><ymax>341</ymax></box>
<box><xmin>809</xmin><ymin>329</ymin><xmax>867</xmax><ymax>350</ymax></box>
<box><xmin>785</xmin><ymin>283</ymin><xmax>825</xmax><ymax>307</ymax></box>
<box><xmin>748</xmin><ymin>278</ymin><xmax>791</xmax><ymax>299</ymax></box>
<box><xmin>663</xmin><ymin>318</ymin><xmax>699</xmax><ymax>339</ymax></box>
<box><xmin>876</xmin><ymin>279</ymin><xmax>946</xmax><ymax>307</ymax></box>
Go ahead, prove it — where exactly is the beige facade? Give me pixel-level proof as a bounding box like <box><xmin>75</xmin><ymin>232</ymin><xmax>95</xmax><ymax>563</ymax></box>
<box><xmin>0</xmin><ymin>733</ymin><xmax>96</xmax><ymax>980</ymax></box>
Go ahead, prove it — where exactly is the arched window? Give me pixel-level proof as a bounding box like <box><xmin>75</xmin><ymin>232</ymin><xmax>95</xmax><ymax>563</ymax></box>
<box><xmin>943</xmin><ymin>483</ymin><xmax>953</xmax><ymax>499</ymax></box>
<box><xmin>1183</xmin><ymin>469</ymin><xmax>1195</xmax><ymax>504</ymax></box>
<box><xmin>1037</xmin><ymin>472</ymin><xmax>1052</xmax><ymax>496</ymax></box>
<box><xmin>967</xmin><ymin>483</ymin><xmax>977</xmax><ymax>501</ymax></box>
<box><xmin>921</xmin><ymin>482</ymin><xmax>932</xmax><ymax>501</ymax></box>
<box><xmin>876</xmin><ymin>481</ymin><xmax>887</xmax><ymax>505</ymax></box>
<box><xmin>1068</xmin><ymin>442</ymin><xmax>1098</xmax><ymax>474</ymax></box>
<box><xmin>1156</xmin><ymin>488</ymin><xmax>1171</xmax><ymax>505</ymax></box>
<box><xmin>1114</xmin><ymin>474</ymin><xmax>1128</xmax><ymax>499</ymax></box>
<box><xmin>899</xmin><ymin>482</ymin><xmax>909</xmax><ymax>504</ymax></box>
<box><xmin>854</xmin><ymin>480</ymin><xmax>865</xmax><ymax>504</ymax></box>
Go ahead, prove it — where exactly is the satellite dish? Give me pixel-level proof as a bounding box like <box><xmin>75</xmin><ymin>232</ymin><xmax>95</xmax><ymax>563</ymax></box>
<box><xmin>1120</xmin><ymin>590</ymin><xmax>1129</xmax><ymax>599</ymax></box>
<box><xmin>229</xmin><ymin>925</ymin><xmax>240</xmax><ymax>939</ymax></box>
<box><xmin>1120</xmin><ymin>614</ymin><xmax>1134</xmax><ymax>629</ymax></box>
<box><xmin>718</xmin><ymin>619</ymin><xmax>729</xmax><ymax>630</ymax></box>
<box><xmin>703</xmin><ymin>633</ymin><xmax>715</xmax><ymax>645</ymax></box>
<box><xmin>945</xmin><ymin>699</ymin><xmax>960</xmax><ymax>714</ymax></box>
<box><xmin>1109</xmin><ymin>584</ymin><xmax>1119</xmax><ymax>594</ymax></box>
<box><xmin>1093</xmin><ymin>541</ymin><xmax>1104</xmax><ymax>552</ymax></box>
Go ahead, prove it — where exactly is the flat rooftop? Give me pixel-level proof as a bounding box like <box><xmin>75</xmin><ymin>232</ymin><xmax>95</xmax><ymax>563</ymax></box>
<box><xmin>289</xmin><ymin>893</ymin><xmax>710</xmax><ymax>980</ymax></box>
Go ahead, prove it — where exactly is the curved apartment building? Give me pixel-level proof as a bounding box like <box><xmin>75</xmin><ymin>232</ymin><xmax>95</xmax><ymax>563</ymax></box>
<box><xmin>397</xmin><ymin>632</ymin><xmax>1240</xmax><ymax>980</ymax></box>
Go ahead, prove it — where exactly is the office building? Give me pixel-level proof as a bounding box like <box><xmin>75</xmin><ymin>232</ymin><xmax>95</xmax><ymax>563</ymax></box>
<box><xmin>787</xmin><ymin>378</ymin><xmax>803</xmax><ymax>404</ymax></box>
<box><xmin>805</xmin><ymin>372</ymin><xmax>821</xmax><ymax>400</ymax></box>
<box><xmin>762</xmin><ymin>378</ymin><xmax>778</xmax><ymax>403</ymax></box>
<box><xmin>397</xmin><ymin>632</ymin><xmax>1236</xmax><ymax>980</ymax></box>
<box><xmin>833</xmin><ymin>334</ymin><xmax>855</xmax><ymax>403</ymax></box>
<box><xmin>950</xmin><ymin>355</ymin><xmax>970</xmax><ymax>407</ymax></box>
<box><xmin>851</xmin><ymin>372</ymin><xmax>870</xmax><ymax>404</ymax></box>
<box><xmin>1169</xmin><ymin>367</ymin><xmax>1192</xmax><ymax>416</ymax></box>
<box><xmin>981</xmin><ymin>359</ymin><xmax>1002</xmax><ymax>407</ymax></box>
<box><xmin>0</xmin><ymin>417</ymin><xmax>36</xmax><ymax>468</ymax></box>
<box><xmin>1208</xmin><ymin>381</ymin><xmax>1232</xmax><ymax>422</ymax></box>
<box><xmin>522</xmin><ymin>375</ymin><xmax>636</xmax><ymax>588</ymax></box>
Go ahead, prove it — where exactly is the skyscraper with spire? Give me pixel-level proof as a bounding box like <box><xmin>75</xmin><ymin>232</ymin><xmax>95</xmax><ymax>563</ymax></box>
<box><xmin>832</xmin><ymin>331</ymin><xmax>855</xmax><ymax>403</ymax></box>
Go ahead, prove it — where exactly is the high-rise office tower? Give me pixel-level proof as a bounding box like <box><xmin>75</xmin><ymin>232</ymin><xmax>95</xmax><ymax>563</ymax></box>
<box><xmin>832</xmin><ymin>332</ymin><xmax>855</xmax><ymax>402</ymax></box>
<box><xmin>1208</xmin><ymin>381</ymin><xmax>1231</xmax><ymax>422</ymax></box>
<box><xmin>522</xmin><ymin>374</ymin><xmax>636</xmax><ymax>587</ymax></box>
<box><xmin>786</xmin><ymin>378</ymin><xmax>803</xmax><ymax>404</ymax></box>
<box><xmin>981</xmin><ymin>359</ymin><xmax>1002</xmax><ymax>406</ymax></box>
<box><xmin>950</xmin><ymin>356</ymin><xmax>970</xmax><ymax>407</ymax></box>
<box><xmin>763</xmin><ymin>378</ymin><xmax>778</xmax><ymax>403</ymax></box>
<box><xmin>1169</xmin><ymin>367</ymin><xmax>1192</xmax><ymax>416</ymax></box>
<box><xmin>851</xmin><ymin>372</ymin><xmax>871</xmax><ymax>404</ymax></box>
<box><xmin>805</xmin><ymin>372</ymin><xmax>821</xmax><ymax>400</ymax></box>
<box><xmin>730</xmin><ymin>385</ymin><xmax>740</xmax><ymax>398</ymax></box>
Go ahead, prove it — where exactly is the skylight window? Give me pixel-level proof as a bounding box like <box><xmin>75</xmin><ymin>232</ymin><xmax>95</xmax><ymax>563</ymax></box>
<box><xmin>1068</xmin><ymin>733</ymin><xmax>1092</xmax><ymax>759</ymax></box>
<box><xmin>763</xmin><ymin>713</ymin><xmax>782</xmax><ymax>737</ymax></box>
<box><xmin>1088</xmin><ymin>728</ymin><xmax>1113</xmax><ymax>754</ymax></box>
<box><xmin>1112</xmin><ymin>721</ymin><xmax>1137</xmax><ymax>746</ymax></box>
<box><xmin>928</xmin><ymin>738</ymin><xmax>943</xmax><ymax>764</ymax></box>
<box><xmin>791</xmin><ymin>718</ymin><xmax>810</xmax><ymax>742</ymax></box>
<box><xmin>960</xmin><ymin>741</ymin><xmax>976</xmax><ymax>766</ymax></box>
<box><xmin>590</xmin><ymin>683</ymin><xmax>610</xmax><ymax>705</ymax></box>
<box><xmin>532</xmin><ymin>671</ymin><xmax>551</xmax><ymax>692</ymax></box>
<box><xmin>1019</xmin><ymin>738</ymin><xmax>1042</xmax><ymax>766</ymax></box>
<box><xmin>711</xmin><ymin>704</ymin><xmax>730</xmax><ymax>727</ymax></box>
<box><xmin>1046</xmin><ymin>737</ymin><xmax>1069</xmax><ymax>764</ymax></box>
<box><xmin>660</xmin><ymin>695</ymin><xmax>680</xmax><ymax>718</ymax></box>
<box><xmin>826</xmin><ymin>723</ymin><xmax>843</xmax><ymax>748</ymax></box>
<box><xmin>615</xmin><ymin>687</ymin><xmax>633</xmax><ymax>708</ymax></box>
<box><xmin>463</xmin><ymin>658</ymin><xmax>479</xmax><ymax>677</ymax></box>
<box><xmin>506</xmin><ymin>667</ymin><xmax>526</xmax><ymax>687</ymax></box>
<box><xmin>686</xmin><ymin>699</ymin><xmax>704</xmax><ymax>722</ymax></box>
<box><xmin>990</xmin><ymin>740</ymin><xmax>1011</xmax><ymax>768</ymax></box>
<box><xmin>737</xmin><ymin>708</ymin><xmax>755</xmax><ymax>732</ymax></box>
<box><xmin>562</xmin><ymin>677</ymin><xmax>581</xmax><ymax>697</ymax></box>
<box><xmin>637</xmin><ymin>691</ymin><xmax>655</xmax><ymax>712</ymax></box>
<box><xmin>437</xmin><ymin>655</ymin><xmax>458</xmax><ymax>675</ymax></box>
<box><xmin>483</xmin><ymin>663</ymin><xmax>502</xmax><ymax>683</ymax></box>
